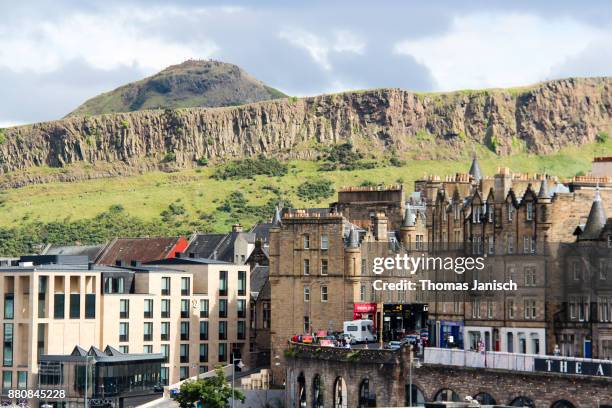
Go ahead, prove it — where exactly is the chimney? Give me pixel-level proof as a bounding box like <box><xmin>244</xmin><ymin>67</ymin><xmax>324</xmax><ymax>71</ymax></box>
<box><xmin>374</xmin><ymin>212</ymin><xmax>388</xmax><ymax>241</ymax></box>
<box><xmin>232</xmin><ymin>223</ymin><xmax>243</xmax><ymax>233</ymax></box>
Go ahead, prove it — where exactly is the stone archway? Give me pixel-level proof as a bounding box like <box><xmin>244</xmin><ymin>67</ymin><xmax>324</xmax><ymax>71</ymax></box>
<box><xmin>434</xmin><ymin>388</ymin><xmax>460</xmax><ymax>402</ymax></box>
<box><xmin>333</xmin><ymin>377</ymin><xmax>347</xmax><ymax>408</ymax></box>
<box><xmin>474</xmin><ymin>392</ymin><xmax>496</xmax><ymax>405</ymax></box>
<box><xmin>405</xmin><ymin>384</ymin><xmax>426</xmax><ymax>406</ymax></box>
<box><xmin>312</xmin><ymin>374</ymin><xmax>324</xmax><ymax>408</ymax></box>
<box><xmin>509</xmin><ymin>396</ymin><xmax>535</xmax><ymax>408</ymax></box>
<box><xmin>359</xmin><ymin>379</ymin><xmax>376</xmax><ymax>408</ymax></box>
<box><xmin>551</xmin><ymin>400</ymin><xmax>576</xmax><ymax>408</ymax></box>
<box><xmin>297</xmin><ymin>372</ymin><xmax>306</xmax><ymax>408</ymax></box>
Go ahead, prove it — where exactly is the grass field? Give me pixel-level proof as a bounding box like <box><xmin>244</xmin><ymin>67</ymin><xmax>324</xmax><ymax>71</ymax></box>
<box><xmin>0</xmin><ymin>139</ymin><xmax>610</xmax><ymax>233</ymax></box>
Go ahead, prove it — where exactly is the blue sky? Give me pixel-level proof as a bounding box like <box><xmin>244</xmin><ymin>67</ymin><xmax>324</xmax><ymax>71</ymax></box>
<box><xmin>2</xmin><ymin>0</ymin><xmax>612</xmax><ymax>126</ymax></box>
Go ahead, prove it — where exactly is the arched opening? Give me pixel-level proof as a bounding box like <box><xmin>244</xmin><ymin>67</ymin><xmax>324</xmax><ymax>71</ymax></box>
<box><xmin>551</xmin><ymin>400</ymin><xmax>576</xmax><ymax>408</ymax></box>
<box><xmin>405</xmin><ymin>384</ymin><xmax>426</xmax><ymax>406</ymax></box>
<box><xmin>510</xmin><ymin>396</ymin><xmax>535</xmax><ymax>408</ymax></box>
<box><xmin>507</xmin><ymin>332</ymin><xmax>514</xmax><ymax>353</ymax></box>
<box><xmin>359</xmin><ymin>379</ymin><xmax>376</xmax><ymax>408</ymax></box>
<box><xmin>297</xmin><ymin>372</ymin><xmax>306</xmax><ymax>408</ymax></box>
<box><xmin>474</xmin><ymin>392</ymin><xmax>496</xmax><ymax>405</ymax></box>
<box><xmin>333</xmin><ymin>377</ymin><xmax>347</xmax><ymax>408</ymax></box>
<box><xmin>434</xmin><ymin>388</ymin><xmax>460</xmax><ymax>402</ymax></box>
<box><xmin>312</xmin><ymin>374</ymin><xmax>324</xmax><ymax>408</ymax></box>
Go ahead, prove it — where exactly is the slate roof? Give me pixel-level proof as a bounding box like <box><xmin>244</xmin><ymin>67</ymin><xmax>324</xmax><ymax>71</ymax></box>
<box><xmin>250</xmin><ymin>265</ymin><xmax>269</xmax><ymax>298</ymax></box>
<box><xmin>96</xmin><ymin>237</ymin><xmax>182</xmax><ymax>265</ymax></box>
<box><xmin>43</xmin><ymin>244</ymin><xmax>106</xmax><ymax>261</ymax></box>
<box><xmin>185</xmin><ymin>232</ymin><xmax>255</xmax><ymax>262</ymax></box>
<box><xmin>580</xmin><ymin>189</ymin><xmax>607</xmax><ymax>240</ymax></box>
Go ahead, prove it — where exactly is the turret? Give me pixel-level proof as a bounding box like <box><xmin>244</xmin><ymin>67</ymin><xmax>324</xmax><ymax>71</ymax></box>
<box><xmin>345</xmin><ymin>226</ymin><xmax>361</xmax><ymax>277</ymax></box>
<box><xmin>579</xmin><ymin>187</ymin><xmax>607</xmax><ymax>240</ymax></box>
<box><xmin>400</xmin><ymin>207</ymin><xmax>416</xmax><ymax>248</ymax></box>
<box><xmin>469</xmin><ymin>155</ymin><xmax>482</xmax><ymax>183</ymax></box>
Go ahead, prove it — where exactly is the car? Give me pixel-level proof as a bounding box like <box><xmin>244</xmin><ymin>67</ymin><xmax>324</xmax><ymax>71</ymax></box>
<box><xmin>339</xmin><ymin>333</ymin><xmax>356</xmax><ymax>344</ymax></box>
<box><xmin>153</xmin><ymin>383</ymin><xmax>164</xmax><ymax>393</ymax></box>
<box><xmin>386</xmin><ymin>341</ymin><xmax>403</xmax><ymax>350</ymax></box>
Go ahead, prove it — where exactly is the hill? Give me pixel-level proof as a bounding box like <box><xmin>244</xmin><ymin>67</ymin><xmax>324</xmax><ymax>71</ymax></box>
<box><xmin>0</xmin><ymin>77</ymin><xmax>610</xmax><ymax>188</ymax></box>
<box><xmin>66</xmin><ymin>60</ymin><xmax>287</xmax><ymax>117</ymax></box>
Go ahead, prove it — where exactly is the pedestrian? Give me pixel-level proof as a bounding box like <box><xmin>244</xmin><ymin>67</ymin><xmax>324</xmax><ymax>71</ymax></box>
<box><xmin>553</xmin><ymin>344</ymin><xmax>561</xmax><ymax>356</ymax></box>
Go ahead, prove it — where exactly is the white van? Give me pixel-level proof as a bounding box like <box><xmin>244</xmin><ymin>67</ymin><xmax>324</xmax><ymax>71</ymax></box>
<box><xmin>343</xmin><ymin>320</ymin><xmax>377</xmax><ymax>343</ymax></box>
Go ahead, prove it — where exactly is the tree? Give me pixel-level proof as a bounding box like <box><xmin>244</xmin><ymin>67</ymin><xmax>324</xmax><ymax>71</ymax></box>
<box><xmin>175</xmin><ymin>367</ymin><xmax>245</xmax><ymax>408</ymax></box>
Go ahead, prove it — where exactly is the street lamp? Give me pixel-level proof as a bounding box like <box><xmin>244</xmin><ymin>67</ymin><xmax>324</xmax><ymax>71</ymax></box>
<box><xmin>408</xmin><ymin>344</ymin><xmax>422</xmax><ymax>407</ymax></box>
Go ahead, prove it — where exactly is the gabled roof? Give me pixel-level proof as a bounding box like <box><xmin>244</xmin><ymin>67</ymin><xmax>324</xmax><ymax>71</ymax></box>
<box><xmin>250</xmin><ymin>222</ymin><xmax>272</xmax><ymax>243</ymax></box>
<box><xmin>250</xmin><ymin>265</ymin><xmax>269</xmax><ymax>295</ymax></box>
<box><xmin>96</xmin><ymin>237</ymin><xmax>184</xmax><ymax>265</ymax></box>
<box><xmin>185</xmin><ymin>231</ymin><xmax>254</xmax><ymax>263</ymax></box>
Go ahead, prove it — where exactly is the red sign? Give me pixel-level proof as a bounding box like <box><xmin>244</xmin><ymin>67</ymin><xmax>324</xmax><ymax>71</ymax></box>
<box><xmin>316</xmin><ymin>330</ymin><xmax>327</xmax><ymax>337</ymax></box>
<box><xmin>353</xmin><ymin>303</ymin><xmax>377</xmax><ymax>313</ymax></box>
<box><xmin>320</xmin><ymin>339</ymin><xmax>334</xmax><ymax>347</ymax></box>
<box><xmin>302</xmin><ymin>335</ymin><xmax>314</xmax><ymax>344</ymax></box>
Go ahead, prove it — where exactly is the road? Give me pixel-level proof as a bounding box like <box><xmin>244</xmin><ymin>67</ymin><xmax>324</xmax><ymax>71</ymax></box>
<box><xmin>136</xmin><ymin>397</ymin><xmax>178</xmax><ymax>408</ymax></box>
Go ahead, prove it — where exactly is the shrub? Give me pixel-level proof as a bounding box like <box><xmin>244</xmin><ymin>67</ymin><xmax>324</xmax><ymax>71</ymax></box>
<box><xmin>196</xmin><ymin>156</ymin><xmax>209</xmax><ymax>166</ymax></box>
<box><xmin>288</xmin><ymin>96</ymin><xmax>299</xmax><ymax>104</ymax></box>
<box><xmin>297</xmin><ymin>179</ymin><xmax>335</xmax><ymax>201</ymax></box>
<box><xmin>596</xmin><ymin>131</ymin><xmax>609</xmax><ymax>143</ymax></box>
<box><xmin>0</xmin><ymin>129</ymin><xmax>5</xmax><ymax>144</ymax></box>
<box><xmin>318</xmin><ymin>142</ymin><xmax>380</xmax><ymax>171</ymax></box>
<box><xmin>162</xmin><ymin>152</ymin><xmax>176</xmax><ymax>163</ymax></box>
<box><xmin>488</xmin><ymin>134</ymin><xmax>500</xmax><ymax>152</ymax></box>
<box><xmin>212</xmin><ymin>157</ymin><xmax>288</xmax><ymax>180</ymax></box>
<box><xmin>120</xmin><ymin>120</ymin><xmax>130</xmax><ymax>129</ymax></box>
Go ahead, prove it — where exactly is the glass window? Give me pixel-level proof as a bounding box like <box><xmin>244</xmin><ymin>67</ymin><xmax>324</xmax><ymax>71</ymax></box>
<box><xmin>219</xmin><ymin>271</ymin><xmax>228</xmax><ymax>296</ymax></box>
<box><xmin>263</xmin><ymin>302</ymin><xmax>270</xmax><ymax>329</ymax></box>
<box><xmin>119</xmin><ymin>345</ymin><xmax>129</xmax><ymax>353</ymax></box>
<box><xmin>321</xmin><ymin>286</ymin><xmax>328</xmax><ymax>302</ymax></box>
<box><xmin>161</xmin><ymin>322</ymin><xmax>170</xmax><ymax>341</ymax></box>
<box><xmin>3</xmin><ymin>294</ymin><xmax>13</xmax><ymax>320</ymax></box>
<box><xmin>161</xmin><ymin>344</ymin><xmax>170</xmax><ymax>363</ymax></box>
<box><xmin>218</xmin><ymin>343</ymin><xmax>227</xmax><ymax>362</ymax></box>
<box><xmin>303</xmin><ymin>259</ymin><xmax>310</xmax><ymax>275</ymax></box>
<box><xmin>200</xmin><ymin>321</ymin><xmax>209</xmax><ymax>340</ymax></box>
<box><xmin>54</xmin><ymin>293</ymin><xmax>65</xmax><ymax>319</ymax></box>
<box><xmin>199</xmin><ymin>344</ymin><xmax>208</xmax><ymax>362</ymax></box>
<box><xmin>180</xmin><ymin>322</ymin><xmax>190</xmax><ymax>341</ymax></box>
<box><xmin>219</xmin><ymin>299</ymin><xmax>227</xmax><ymax>318</ymax></box>
<box><xmin>69</xmin><ymin>294</ymin><xmax>80</xmax><ymax>319</ymax></box>
<box><xmin>304</xmin><ymin>287</ymin><xmax>310</xmax><ymax>302</ymax></box>
<box><xmin>238</xmin><ymin>271</ymin><xmax>247</xmax><ymax>296</ymax></box>
<box><xmin>237</xmin><ymin>321</ymin><xmax>246</xmax><ymax>340</ymax></box>
<box><xmin>237</xmin><ymin>300</ymin><xmax>246</xmax><ymax>318</ymax></box>
<box><xmin>179</xmin><ymin>366</ymin><xmax>188</xmax><ymax>380</ymax></box>
<box><xmin>200</xmin><ymin>299</ymin><xmax>209</xmax><ymax>318</ymax></box>
<box><xmin>144</xmin><ymin>299</ymin><xmax>153</xmax><ymax>318</ymax></box>
<box><xmin>161</xmin><ymin>277</ymin><xmax>171</xmax><ymax>295</ymax></box>
<box><xmin>321</xmin><ymin>235</ymin><xmax>329</xmax><ymax>250</ymax></box>
<box><xmin>303</xmin><ymin>234</ymin><xmax>310</xmax><ymax>249</ymax></box>
<box><xmin>3</xmin><ymin>324</ymin><xmax>13</xmax><ymax>367</ymax></box>
<box><xmin>119</xmin><ymin>322</ymin><xmax>129</xmax><ymax>342</ymax></box>
<box><xmin>161</xmin><ymin>299</ymin><xmax>170</xmax><ymax>318</ymax></box>
<box><xmin>2</xmin><ymin>371</ymin><xmax>12</xmax><ymax>392</ymax></box>
<box><xmin>85</xmin><ymin>294</ymin><xmax>95</xmax><ymax>319</ymax></box>
<box><xmin>119</xmin><ymin>299</ymin><xmax>129</xmax><ymax>319</ymax></box>
<box><xmin>144</xmin><ymin>322</ymin><xmax>153</xmax><ymax>341</ymax></box>
<box><xmin>181</xmin><ymin>277</ymin><xmax>190</xmax><ymax>296</ymax></box>
<box><xmin>181</xmin><ymin>299</ymin><xmax>190</xmax><ymax>318</ymax></box>
<box><xmin>321</xmin><ymin>259</ymin><xmax>328</xmax><ymax>275</ymax></box>
<box><xmin>303</xmin><ymin>316</ymin><xmax>310</xmax><ymax>333</ymax></box>
<box><xmin>17</xmin><ymin>371</ymin><xmax>26</xmax><ymax>389</ymax></box>
<box><xmin>180</xmin><ymin>344</ymin><xmax>189</xmax><ymax>363</ymax></box>
<box><xmin>38</xmin><ymin>276</ymin><xmax>47</xmax><ymax>318</ymax></box>
<box><xmin>143</xmin><ymin>345</ymin><xmax>153</xmax><ymax>353</ymax></box>
<box><xmin>160</xmin><ymin>367</ymin><xmax>169</xmax><ymax>385</ymax></box>
<box><xmin>219</xmin><ymin>321</ymin><xmax>227</xmax><ymax>340</ymax></box>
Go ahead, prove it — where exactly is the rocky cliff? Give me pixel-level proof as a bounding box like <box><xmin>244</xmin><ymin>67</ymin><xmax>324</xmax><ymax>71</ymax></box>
<box><xmin>1</xmin><ymin>77</ymin><xmax>611</xmax><ymax>186</ymax></box>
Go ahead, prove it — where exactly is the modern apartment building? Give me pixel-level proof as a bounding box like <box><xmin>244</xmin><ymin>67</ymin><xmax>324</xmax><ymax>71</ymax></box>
<box><xmin>0</xmin><ymin>254</ymin><xmax>250</xmax><ymax>395</ymax></box>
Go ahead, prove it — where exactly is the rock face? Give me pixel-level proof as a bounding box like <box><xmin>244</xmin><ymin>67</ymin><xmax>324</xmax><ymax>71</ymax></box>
<box><xmin>1</xmin><ymin>77</ymin><xmax>611</xmax><ymax>185</ymax></box>
<box><xmin>66</xmin><ymin>60</ymin><xmax>286</xmax><ymax>117</ymax></box>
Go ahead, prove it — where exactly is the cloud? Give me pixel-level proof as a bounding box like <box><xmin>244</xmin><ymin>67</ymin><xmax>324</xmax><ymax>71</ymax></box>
<box><xmin>394</xmin><ymin>13</ymin><xmax>604</xmax><ymax>90</ymax></box>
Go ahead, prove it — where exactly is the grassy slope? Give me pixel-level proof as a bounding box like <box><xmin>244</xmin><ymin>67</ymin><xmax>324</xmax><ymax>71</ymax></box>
<box><xmin>1</xmin><ymin>139</ymin><xmax>610</xmax><ymax>233</ymax></box>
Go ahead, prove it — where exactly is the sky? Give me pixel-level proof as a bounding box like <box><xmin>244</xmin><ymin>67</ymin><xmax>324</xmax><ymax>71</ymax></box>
<box><xmin>2</xmin><ymin>0</ymin><xmax>612</xmax><ymax>126</ymax></box>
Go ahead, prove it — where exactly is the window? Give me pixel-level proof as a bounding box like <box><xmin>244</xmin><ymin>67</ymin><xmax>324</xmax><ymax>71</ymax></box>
<box><xmin>507</xmin><ymin>233</ymin><xmax>514</xmax><ymax>254</ymax></box>
<box><xmin>304</xmin><ymin>287</ymin><xmax>310</xmax><ymax>302</ymax></box>
<box><xmin>143</xmin><ymin>345</ymin><xmax>153</xmax><ymax>354</ymax></box>
<box><xmin>181</xmin><ymin>299</ymin><xmax>190</xmax><ymax>318</ymax></box>
<box><xmin>161</xmin><ymin>322</ymin><xmax>170</xmax><ymax>341</ymax></box>
<box><xmin>200</xmin><ymin>299</ymin><xmax>209</xmax><ymax>318</ymax></box>
<box><xmin>416</xmin><ymin>235</ymin><xmax>424</xmax><ymax>250</ymax></box>
<box><xmin>179</xmin><ymin>367</ymin><xmax>188</xmax><ymax>381</ymax></box>
<box><xmin>360</xmin><ymin>285</ymin><xmax>365</xmax><ymax>302</ymax></box>
<box><xmin>487</xmin><ymin>236</ymin><xmax>494</xmax><ymax>255</ymax></box>
<box><xmin>507</xmin><ymin>203</ymin><xmax>514</xmax><ymax>221</ymax></box>
<box><xmin>523</xmin><ymin>237</ymin><xmax>530</xmax><ymax>254</ymax></box>
<box><xmin>119</xmin><ymin>322</ymin><xmax>129</xmax><ymax>342</ymax></box>
<box><xmin>237</xmin><ymin>299</ymin><xmax>246</xmax><ymax>318</ymax></box>
<box><xmin>599</xmin><ymin>297</ymin><xmax>611</xmax><ymax>322</ymax></box>
<box><xmin>487</xmin><ymin>301</ymin><xmax>494</xmax><ymax>319</ymax></box>
<box><xmin>472</xmin><ymin>235</ymin><xmax>482</xmax><ymax>254</ymax></box>
<box><xmin>3</xmin><ymin>294</ymin><xmax>13</xmax><ymax>320</ymax></box>
<box><xmin>70</xmin><ymin>293</ymin><xmax>81</xmax><ymax>319</ymax></box>
<box><xmin>304</xmin><ymin>316</ymin><xmax>310</xmax><ymax>333</ymax></box>
<box><xmin>526</xmin><ymin>202</ymin><xmax>534</xmax><ymax>221</ymax></box>
<box><xmin>17</xmin><ymin>372</ymin><xmax>26</xmax><ymax>389</ymax></box>
<box><xmin>238</xmin><ymin>271</ymin><xmax>247</xmax><ymax>296</ymax></box>
<box><xmin>600</xmin><ymin>260</ymin><xmax>608</xmax><ymax>280</ymax></box>
<box><xmin>161</xmin><ymin>299</ymin><xmax>170</xmax><ymax>318</ymax></box>
<box><xmin>320</xmin><ymin>259</ymin><xmax>328</xmax><ymax>275</ymax></box>
<box><xmin>508</xmin><ymin>298</ymin><xmax>515</xmax><ymax>319</ymax></box>
<box><xmin>38</xmin><ymin>276</ymin><xmax>47</xmax><ymax>318</ymax></box>
<box><xmin>199</xmin><ymin>344</ymin><xmax>208</xmax><ymax>362</ymax></box>
<box><xmin>321</xmin><ymin>286</ymin><xmax>328</xmax><ymax>302</ymax></box>
<box><xmin>119</xmin><ymin>345</ymin><xmax>129</xmax><ymax>354</ymax></box>
<box><xmin>303</xmin><ymin>259</ymin><xmax>310</xmax><ymax>275</ymax></box>
<box><xmin>200</xmin><ymin>321</ymin><xmax>209</xmax><ymax>340</ymax></box>
<box><xmin>303</xmin><ymin>234</ymin><xmax>310</xmax><ymax>249</ymax></box>
<box><xmin>472</xmin><ymin>300</ymin><xmax>481</xmax><ymax>319</ymax></box>
<box><xmin>144</xmin><ymin>299</ymin><xmax>153</xmax><ymax>318</ymax></box>
<box><xmin>161</xmin><ymin>344</ymin><xmax>169</xmax><ymax>363</ymax></box>
<box><xmin>263</xmin><ymin>302</ymin><xmax>270</xmax><ymax>329</ymax></box>
<box><xmin>473</xmin><ymin>205</ymin><xmax>481</xmax><ymax>223</ymax></box>
<box><xmin>219</xmin><ymin>343</ymin><xmax>227</xmax><ymax>362</ymax></box>
<box><xmin>144</xmin><ymin>322</ymin><xmax>153</xmax><ymax>341</ymax></box>
<box><xmin>219</xmin><ymin>299</ymin><xmax>228</xmax><ymax>318</ymax></box>
<box><xmin>219</xmin><ymin>271</ymin><xmax>228</xmax><ymax>296</ymax></box>
<box><xmin>54</xmin><ymin>293</ymin><xmax>65</xmax><ymax>319</ymax></box>
<box><xmin>569</xmin><ymin>296</ymin><xmax>577</xmax><ymax>320</ymax></box>
<box><xmin>573</xmin><ymin>262</ymin><xmax>581</xmax><ymax>281</ymax></box>
<box><xmin>200</xmin><ymin>365</ymin><xmax>209</xmax><ymax>374</ymax></box>
<box><xmin>180</xmin><ymin>344</ymin><xmax>189</xmax><ymax>363</ymax></box>
<box><xmin>180</xmin><ymin>322</ymin><xmax>190</xmax><ymax>341</ymax></box>
<box><xmin>524</xmin><ymin>299</ymin><xmax>536</xmax><ymax>320</ymax></box>
<box><xmin>361</xmin><ymin>261</ymin><xmax>367</xmax><ymax>275</ymax></box>
<box><xmin>85</xmin><ymin>294</ymin><xmax>95</xmax><ymax>319</ymax></box>
<box><xmin>321</xmin><ymin>235</ymin><xmax>329</xmax><ymax>250</ymax></box>
<box><xmin>219</xmin><ymin>321</ymin><xmax>227</xmax><ymax>340</ymax></box>
<box><xmin>488</xmin><ymin>205</ymin><xmax>494</xmax><ymax>223</ymax></box>
<box><xmin>3</xmin><ymin>324</ymin><xmax>13</xmax><ymax>367</ymax></box>
<box><xmin>181</xmin><ymin>277</ymin><xmax>190</xmax><ymax>296</ymax></box>
<box><xmin>238</xmin><ymin>320</ymin><xmax>246</xmax><ymax>340</ymax></box>
<box><xmin>2</xmin><ymin>371</ymin><xmax>12</xmax><ymax>392</ymax></box>
<box><xmin>160</xmin><ymin>367</ymin><xmax>169</xmax><ymax>385</ymax></box>
<box><xmin>524</xmin><ymin>267</ymin><xmax>536</xmax><ymax>286</ymax></box>
<box><xmin>119</xmin><ymin>299</ymin><xmax>129</xmax><ymax>319</ymax></box>
<box><xmin>161</xmin><ymin>277</ymin><xmax>171</xmax><ymax>295</ymax></box>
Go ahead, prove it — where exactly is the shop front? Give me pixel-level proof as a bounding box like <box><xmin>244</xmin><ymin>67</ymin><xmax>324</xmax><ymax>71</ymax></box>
<box><xmin>353</xmin><ymin>303</ymin><xmax>378</xmax><ymax>328</ymax></box>
<box><xmin>381</xmin><ymin>303</ymin><xmax>428</xmax><ymax>342</ymax></box>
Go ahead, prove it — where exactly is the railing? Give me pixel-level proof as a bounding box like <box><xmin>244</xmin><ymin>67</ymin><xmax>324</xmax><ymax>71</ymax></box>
<box><xmin>424</xmin><ymin>347</ymin><xmax>612</xmax><ymax>373</ymax></box>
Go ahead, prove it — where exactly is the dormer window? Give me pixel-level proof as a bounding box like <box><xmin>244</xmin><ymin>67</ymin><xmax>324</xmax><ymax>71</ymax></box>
<box><xmin>454</xmin><ymin>205</ymin><xmax>460</xmax><ymax>220</ymax></box>
<box><xmin>488</xmin><ymin>205</ymin><xmax>494</xmax><ymax>223</ymax></box>
<box><xmin>526</xmin><ymin>202</ymin><xmax>534</xmax><ymax>221</ymax></box>
<box><xmin>473</xmin><ymin>206</ymin><xmax>481</xmax><ymax>223</ymax></box>
<box><xmin>507</xmin><ymin>203</ymin><xmax>514</xmax><ymax>221</ymax></box>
